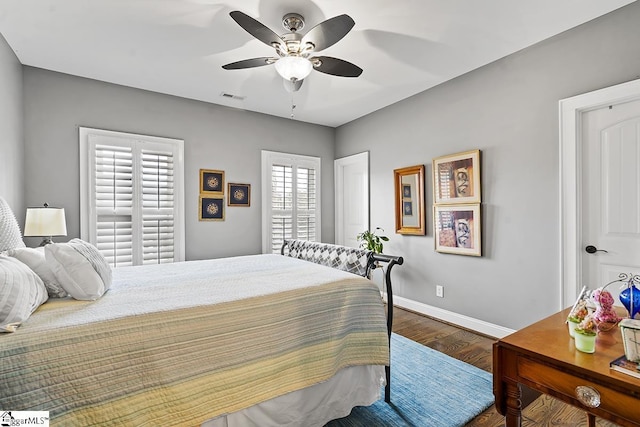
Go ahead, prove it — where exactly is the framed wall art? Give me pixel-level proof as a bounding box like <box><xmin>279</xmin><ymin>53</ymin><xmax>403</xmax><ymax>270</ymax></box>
<box><xmin>394</xmin><ymin>164</ymin><xmax>425</xmax><ymax>235</ymax></box>
<box><xmin>200</xmin><ymin>169</ymin><xmax>224</xmax><ymax>195</ymax></box>
<box><xmin>432</xmin><ymin>150</ymin><xmax>480</xmax><ymax>204</ymax></box>
<box><xmin>434</xmin><ymin>204</ymin><xmax>481</xmax><ymax>256</ymax></box>
<box><xmin>199</xmin><ymin>196</ymin><xmax>224</xmax><ymax>221</ymax></box>
<box><xmin>228</xmin><ymin>183</ymin><xmax>251</xmax><ymax>207</ymax></box>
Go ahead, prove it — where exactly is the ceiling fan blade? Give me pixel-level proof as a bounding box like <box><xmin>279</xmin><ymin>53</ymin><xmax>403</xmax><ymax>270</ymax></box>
<box><xmin>312</xmin><ymin>56</ymin><xmax>362</xmax><ymax>77</ymax></box>
<box><xmin>222</xmin><ymin>57</ymin><xmax>276</xmax><ymax>70</ymax></box>
<box><xmin>229</xmin><ymin>11</ymin><xmax>286</xmax><ymax>51</ymax></box>
<box><xmin>301</xmin><ymin>14</ymin><xmax>355</xmax><ymax>52</ymax></box>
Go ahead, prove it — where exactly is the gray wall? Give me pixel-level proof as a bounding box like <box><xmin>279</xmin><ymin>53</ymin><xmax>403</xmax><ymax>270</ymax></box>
<box><xmin>22</xmin><ymin>68</ymin><xmax>335</xmax><ymax>257</ymax></box>
<box><xmin>336</xmin><ymin>2</ymin><xmax>640</xmax><ymax>330</ymax></box>
<box><xmin>0</xmin><ymin>33</ymin><xmax>24</xmax><ymax>215</ymax></box>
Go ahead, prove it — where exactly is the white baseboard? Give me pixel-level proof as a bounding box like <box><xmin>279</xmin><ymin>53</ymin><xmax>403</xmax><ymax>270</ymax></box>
<box><xmin>384</xmin><ymin>294</ymin><xmax>515</xmax><ymax>339</ymax></box>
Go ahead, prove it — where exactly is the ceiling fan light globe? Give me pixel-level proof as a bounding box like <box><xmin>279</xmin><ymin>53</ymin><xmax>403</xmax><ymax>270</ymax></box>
<box><xmin>275</xmin><ymin>56</ymin><xmax>312</xmax><ymax>81</ymax></box>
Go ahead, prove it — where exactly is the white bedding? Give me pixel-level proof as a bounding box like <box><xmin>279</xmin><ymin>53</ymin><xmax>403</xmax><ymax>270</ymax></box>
<box><xmin>1</xmin><ymin>254</ymin><xmax>389</xmax><ymax>426</ymax></box>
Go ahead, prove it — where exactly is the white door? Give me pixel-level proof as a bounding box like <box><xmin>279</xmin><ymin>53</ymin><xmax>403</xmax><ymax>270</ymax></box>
<box><xmin>335</xmin><ymin>152</ymin><xmax>369</xmax><ymax>247</ymax></box>
<box><xmin>581</xmin><ymin>99</ymin><xmax>640</xmax><ymax>305</ymax></box>
<box><xmin>560</xmin><ymin>79</ymin><xmax>640</xmax><ymax>309</ymax></box>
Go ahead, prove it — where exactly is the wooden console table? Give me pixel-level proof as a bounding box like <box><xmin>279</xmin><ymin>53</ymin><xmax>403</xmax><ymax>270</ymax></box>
<box><xmin>493</xmin><ymin>307</ymin><xmax>640</xmax><ymax>427</ymax></box>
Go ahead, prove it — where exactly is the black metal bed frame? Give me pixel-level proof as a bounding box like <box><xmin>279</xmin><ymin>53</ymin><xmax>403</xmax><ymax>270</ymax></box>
<box><xmin>280</xmin><ymin>241</ymin><xmax>403</xmax><ymax>403</ymax></box>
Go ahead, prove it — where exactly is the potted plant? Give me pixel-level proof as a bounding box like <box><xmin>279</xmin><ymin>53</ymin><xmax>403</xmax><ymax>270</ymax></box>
<box><xmin>574</xmin><ymin>314</ymin><xmax>598</xmax><ymax>353</ymax></box>
<box><xmin>567</xmin><ymin>299</ymin><xmax>588</xmax><ymax>338</ymax></box>
<box><xmin>356</xmin><ymin>227</ymin><xmax>389</xmax><ymax>254</ymax></box>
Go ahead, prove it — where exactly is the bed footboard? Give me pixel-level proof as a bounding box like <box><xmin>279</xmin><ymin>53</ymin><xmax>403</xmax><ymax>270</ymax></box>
<box><xmin>280</xmin><ymin>239</ymin><xmax>403</xmax><ymax>403</ymax></box>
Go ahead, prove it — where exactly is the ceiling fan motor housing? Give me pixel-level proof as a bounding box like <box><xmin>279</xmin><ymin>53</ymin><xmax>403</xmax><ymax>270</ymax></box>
<box><xmin>282</xmin><ymin>13</ymin><xmax>305</xmax><ymax>32</ymax></box>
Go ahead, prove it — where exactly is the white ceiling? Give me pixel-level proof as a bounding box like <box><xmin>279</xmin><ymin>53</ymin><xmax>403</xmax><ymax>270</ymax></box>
<box><xmin>0</xmin><ymin>0</ymin><xmax>635</xmax><ymax>127</ymax></box>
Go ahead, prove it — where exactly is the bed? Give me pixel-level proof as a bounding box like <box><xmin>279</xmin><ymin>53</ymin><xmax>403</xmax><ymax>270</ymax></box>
<box><xmin>0</xmin><ymin>198</ymin><xmax>402</xmax><ymax>427</ymax></box>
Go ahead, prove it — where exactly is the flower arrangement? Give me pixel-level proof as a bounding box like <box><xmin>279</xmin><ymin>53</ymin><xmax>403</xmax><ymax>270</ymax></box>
<box><xmin>575</xmin><ymin>314</ymin><xmax>598</xmax><ymax>336</ymax></box>
<box><xmin>567</xmin><ymin>299</ymin><xmax>589</xmax><ymax>324</ymax></box>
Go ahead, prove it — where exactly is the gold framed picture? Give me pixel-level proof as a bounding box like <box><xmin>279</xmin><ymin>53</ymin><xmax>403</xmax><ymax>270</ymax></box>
<box><xmin>200</xmin><ymin>169</ymin><xmax>224</xmax><ymax>195</ymax></box>
<box><xmin>434</xmin><ymin>204</ymin><xmax>481</xmax><ymax>256</ymax></box>
<box><xmin>433</xmin><ymin>150</ymin><xmax>481</xmax><ymax>204</ymax></box>
<box><xmin>394</xmin><ymin>164</ymin><xmax>425</xmax><ymax>235</ymax></box>
<box><xmin>199</xmin><ymin>196</ymin><xmax>224</xmax><ymax>221</ymax></box>
<box><xmin>228</xmin><ymin>183</ymin><xmax>251</xmax><ymax>207</ymax></box>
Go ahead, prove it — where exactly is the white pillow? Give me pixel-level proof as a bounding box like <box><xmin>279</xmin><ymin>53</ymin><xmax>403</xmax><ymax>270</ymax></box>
<box><xmin>0</xmin><ymin>197</ymin><xmax>26</xmax><ymax>252</ymax></box>
<box><xmin>0</xmin><ymin>256</ymin><xmax>49</xmax><ymax>332</ymax></box>
<box><xmin>45</xmin><ymin>239</ymin><xmax>112</xmax><ymax>301</ymax></box>
<box><xmin>8</xmin><ymin>247</ymin><xmax>68</xmax><ymax>298</ymax></box>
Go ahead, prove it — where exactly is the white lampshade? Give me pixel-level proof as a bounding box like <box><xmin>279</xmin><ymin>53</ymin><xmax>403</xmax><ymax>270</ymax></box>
<box><xmin>274</xmin><ymin>56</ymin><xmax>312</xmax><ymax>81</ymax></box>
<box><xmin>24</xmin><ymin>204</ymin><xmax>67</xmax><ymax>245</ymax></box>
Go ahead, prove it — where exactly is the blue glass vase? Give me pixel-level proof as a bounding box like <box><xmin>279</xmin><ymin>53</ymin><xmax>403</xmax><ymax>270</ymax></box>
<box><xmin>620</xmin><ymin>284</ymin><xmax>640</xmax><ymax>319</ymax></box>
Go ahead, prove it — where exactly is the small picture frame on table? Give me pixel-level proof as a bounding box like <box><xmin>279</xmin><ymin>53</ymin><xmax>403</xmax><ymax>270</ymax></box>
<box><xmin>228</xmin><ymin>183</ymin><xmax>251</xmax><ymax>207</ymax></box>
<box><xmin>433</xmin><ymin>150</ymin><xmax>481</xmax><ymax>204</ymax></box>
<box><xmin>200</xmin><ymin>169</ymin><xmax>224</xmax><ymax>195</ymax></box>
<box><xmin>434</xmin><ymin>204</ymin><xmax>481</xmax><ymax>256</ymax></box>
<box><xmin>199</xmin><ymin>196</ymin><xmax>224</xmax><ymax>221</ymax></box>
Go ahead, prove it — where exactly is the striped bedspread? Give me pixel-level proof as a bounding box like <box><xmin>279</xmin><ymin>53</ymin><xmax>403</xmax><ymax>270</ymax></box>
<box><xmin>0</xmin><ymin>254</ymin><xmax>389</xmax><ymax>426</ymax></box>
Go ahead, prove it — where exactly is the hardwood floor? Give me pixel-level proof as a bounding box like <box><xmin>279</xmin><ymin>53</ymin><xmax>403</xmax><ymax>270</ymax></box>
<box><xmin>392</xmin><ymin>306</ymin><xmax>621</xmax><ymax>427</ymax></box>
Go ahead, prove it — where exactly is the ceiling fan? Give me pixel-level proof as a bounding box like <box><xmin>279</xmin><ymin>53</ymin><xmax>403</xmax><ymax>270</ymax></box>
<box><xmin>222</xmin><ymin>11</ymin><xmax>363</xmax><ymax>92</ymax></box>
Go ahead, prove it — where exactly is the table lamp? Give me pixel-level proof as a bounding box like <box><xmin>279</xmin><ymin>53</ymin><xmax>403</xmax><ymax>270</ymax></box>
<box><xmin>24</xmin><ymin>203</ymin><xmax>67</xmax><ymax>246</ymax></box>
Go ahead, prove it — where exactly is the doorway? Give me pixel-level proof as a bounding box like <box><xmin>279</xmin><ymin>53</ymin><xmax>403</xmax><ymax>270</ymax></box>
<box><xmin>560</xmin><ymin>79</ymin><xmax>640</xmax><ymax>308</ymax></box>
<box><xmin>335</xmin><ymin>152</ymin><xmax>369</xmax><ymax>247</ymax></box>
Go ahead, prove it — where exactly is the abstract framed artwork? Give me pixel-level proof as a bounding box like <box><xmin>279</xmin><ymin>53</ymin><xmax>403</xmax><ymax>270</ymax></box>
<box><xmin>434</xmin><ymin>204</ymin><xmax>481</xmax><ymax>256</ymax></box>
<box><xmin>402</xmin><ymin>184</ymin><xmax>412</xmax><ymax>199</ymax></box>
<box><xmin>403</xmin><ymin>201</ymin><xmax>413</xmax><ymax>216</ymax></box>
<box><xmin>228</xmin><ymin>183</ymin><xmax>251</xmax><ymax>207</ymax></box>
<box><xmin>199</xmin><ymin>196</ymin><xmax>224</xmax><ymax>221</ymax></box>
<box><xmin>394</xmin><ymin>164</ymin><xmax>425</xmax><ymax>235</ymax></box>
<box><xmin>432</xmin><ymin>150</ymin><xmax>481</xmax><ymax>204</ymax></box>
<box><xmin>200</xmin><ymin>169</ymin><xmax>224</xmax><ymax>195</ymax></box>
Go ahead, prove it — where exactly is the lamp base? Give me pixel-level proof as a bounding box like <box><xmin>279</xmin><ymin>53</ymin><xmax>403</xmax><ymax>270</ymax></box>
<box><xmin>38</xmin><ymin>237</ymin><xmax>54</xmax><ymax>246</ymax></box>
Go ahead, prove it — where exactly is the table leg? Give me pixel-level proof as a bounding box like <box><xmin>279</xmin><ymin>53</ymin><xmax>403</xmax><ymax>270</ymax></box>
<box><xmin>587</xmin><ymin>413</ymin><xmax>596</xmax><ymax>427</ymax></box>
<box><xmin>504</xmin><ymin>382</ymin><xmax>522</xmax><ymax>427</ymax></box>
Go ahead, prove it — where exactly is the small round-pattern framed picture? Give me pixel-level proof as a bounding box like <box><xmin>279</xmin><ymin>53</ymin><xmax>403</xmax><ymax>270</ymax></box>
<box><xmin>228</xmin><ymin>183</ymin><xmax>250</xmax><ymax>207</ymax></box>
<box><xmin>200</xmin><ymin>169</ymin><xmax>224</xmax><ymax>194</ymax></box>
<box><xmin>199</xmin><ymin>196</ymin><xmax>224</xmax><ymax>221</ymax></box>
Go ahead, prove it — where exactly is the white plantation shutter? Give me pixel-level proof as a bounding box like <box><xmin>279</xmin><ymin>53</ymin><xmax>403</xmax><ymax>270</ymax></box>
<box><xmin>270</xmin><ymin>164</ymin><xmax>293</xmax><ymax>252</ymax></box>
<box><xmin>296</xmin><ymin>167</ymin><xmax>317</xmax><ymax>241</ymax></box>
<box><xmin>262</xmin><ymin>151</ymin><xmax>321</xmax><ymax>253</ymax></box>
<box><xmin>95</xmin><ymin>145</ymin><xmax>134</xmax><ymax>266</ymax></box>
<box><xmin>141</xmin><ymin>149</ymin><xmax>175</xmax><ymax>264</ymax></box>
<box><xmin>80</xmin><ymin>128</ymin><xmax>184</xmax><ymax>267</ymax></box>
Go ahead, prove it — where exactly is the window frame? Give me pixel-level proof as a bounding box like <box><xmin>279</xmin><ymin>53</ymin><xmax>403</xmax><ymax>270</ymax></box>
<box><xmin>79</xmin><ymin>127</ymin><xmax>185</xmax><ymax>265</ymax></box>
<box><xmin>261</xmin><ymin>150</ymin><xmax>322</xmax><ymax>254</ymax></box>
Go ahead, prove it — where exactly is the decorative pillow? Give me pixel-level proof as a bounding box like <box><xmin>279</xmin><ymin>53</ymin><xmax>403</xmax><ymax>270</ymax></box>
<box><xmin>0</xmin><ymin>256</ymin><xmax>48</xmax><ymax>332</ymax></box>
<box><xmin>45</xmin><ymin>239</ymin><xmax>112</xmax><ymax>301</ymax></box>
<box><xmin>0</xmin><ymin>197</ymin><xmax>26</xmax><ymax>252</ymax></box>
<box><xmin>8</xmin><ymin>247</ymin><xmax>68</xmax><ymax>298</ymax></box>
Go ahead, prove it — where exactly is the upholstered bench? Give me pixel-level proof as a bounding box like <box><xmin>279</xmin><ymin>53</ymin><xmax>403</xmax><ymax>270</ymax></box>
<box><xmin>281</xmin><ymin>239</ymin><xmax>403</xmax><ymax>403</ymax></box>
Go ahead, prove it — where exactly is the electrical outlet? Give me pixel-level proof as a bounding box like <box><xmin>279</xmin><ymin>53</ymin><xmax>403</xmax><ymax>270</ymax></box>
<box><xmin>436</xmin><ymin>285</ymin><xmax>444</xmax><ymax>298</ymax></box>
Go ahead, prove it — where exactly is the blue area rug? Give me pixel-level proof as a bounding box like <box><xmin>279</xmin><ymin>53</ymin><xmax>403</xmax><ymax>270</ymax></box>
<box><xmin>326</xmin><ymin>333</ymin><xmax>494</xmax><ymax>427</ymax></box>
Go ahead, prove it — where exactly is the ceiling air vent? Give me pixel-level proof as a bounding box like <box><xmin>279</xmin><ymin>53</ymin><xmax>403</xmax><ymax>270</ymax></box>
<box><xmin>220</xmin><ymin>92</ymin><xmax>245</xmax><ymax>101</ymax></box>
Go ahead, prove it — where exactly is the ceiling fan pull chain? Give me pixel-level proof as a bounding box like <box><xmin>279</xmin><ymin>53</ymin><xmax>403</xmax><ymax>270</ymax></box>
<box><xmin>291</xmin><ymin>93</ymin><xmax>296</xmax><ymax>119</ymax></box>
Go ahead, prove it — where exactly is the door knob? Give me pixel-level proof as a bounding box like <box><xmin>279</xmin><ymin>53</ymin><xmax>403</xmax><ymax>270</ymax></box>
<box><xmin>585</xmin><ymin>245</ymin><xmax>608</xmax><ymax>254</ymax></box>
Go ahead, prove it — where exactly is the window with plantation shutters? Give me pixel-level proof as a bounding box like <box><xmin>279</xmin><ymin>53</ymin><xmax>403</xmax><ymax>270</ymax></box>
<box><xmin>262</xmin><ymin>151</ymin><xmax>321</xmax><ymax>253</ymax></box>
<box><xmin>80</xmin><ymin>128</ymin><xmax>185</xmax><ymax>267</ymax></box>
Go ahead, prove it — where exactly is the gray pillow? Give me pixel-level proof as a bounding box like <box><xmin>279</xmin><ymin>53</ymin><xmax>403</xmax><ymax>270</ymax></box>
<box><xmin>0</xmin><ymin>256</ymin><xmax>49</xmax><ymax>332</ymax></box>
<box><xmin>0</xmin><ymin>197</ymin><xmax>26</xmax><ymax>252</ymax></box>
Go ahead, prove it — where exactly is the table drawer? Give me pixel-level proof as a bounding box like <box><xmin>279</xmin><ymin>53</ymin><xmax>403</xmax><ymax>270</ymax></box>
<box><xmin>518</xmin><ymin>356</ymin><xmax>640</xmax><ymax>422</ymax></box>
